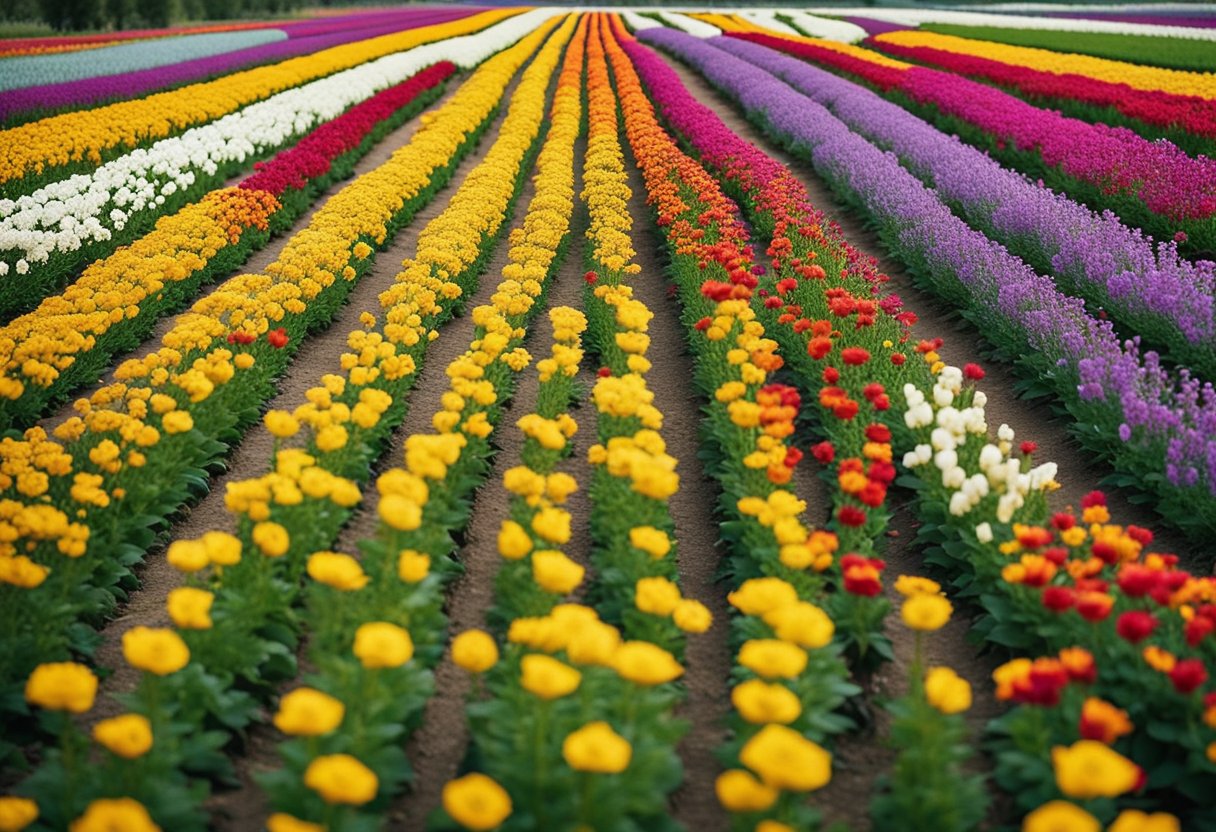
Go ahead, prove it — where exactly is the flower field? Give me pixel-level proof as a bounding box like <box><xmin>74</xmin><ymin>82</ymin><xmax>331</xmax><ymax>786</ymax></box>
<box><xmin>0</xmin><ymin>6</ymin><xmax>1214</xmax><ymax>831</ymax></box>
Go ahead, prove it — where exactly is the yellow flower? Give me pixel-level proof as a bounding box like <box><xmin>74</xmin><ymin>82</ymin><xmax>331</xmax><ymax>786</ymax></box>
<box><xmin>69</xmin><ymin>798</ymin><xmax>160</xmax><ymax>832</ymax></box>
<box><xmin>123</xmin><ymin>626</ymin><xmax>190</xmax><ymax>675</ymax></box>
<box><xmin>635</xmin><ymin>576</ymin><xmax>681</xmax><ymax>616</ymax></box>
<box><xmin>629</xmin><ymin>526</ymin><xmax>670</xmax><ymax>559</ymax></box>
<box><xmin>738</xmin><ymin>639</ymin><xmax>808</xmax><ymax>680</ymax></box>
<box><xmin>166</xmin><ymin>539</ymin><xmax>209</xmax><ymax>572</ymax></box>
<box><xmin>274</xmin><ymin>688</ymin><xmax>345</xmax><ymax>736</ymax></box>
<box><xmin>900</xmin><ymin>593</ymin><xmax>952</xmax><ymax>631</ymax></box>
<box><xmin>307</xmin><ymin>551</ymin><xmax>368</xmax><ymax>591</ymax></box>
<box><xmin>532</xmin><ymin>549</ymin><xmax>584</xmax><ymax>594</ymax></box>
<box><xmin>266</xmin><ymin>814</ymin><xmax>324</xmax><ymax>832</ymax></box>
<box><xmin>92</xmin><ymin>714</ymin><xmax>153</xmax><ymax>758</ymax></box>
<box><xmin>264</xmin><ymin>410</ymin><xmax>300</xmax><ymax>438</ymax></box>
<box><xmin>520</xmin><ymin>654</ymin><xmax>581</xmax><ymax>700</ymax></box>
<box><xmin>1052</xmin><ymin>741</ymin><xmax>1142</xmax><ymax>799</ymax></box>
<box><xmin>531</xmin><ymin>506</ymin><xmax>571</xmax><ymax>544</ymax></box>
<box><xmin>728</xmin><ymin>577</ymin><xmax>798</xmax><ymax>616</ymax></box>
<box><xmin>893</xmin><ymin>575</ymin><xmax>942</xmax><ymax>597</ymax></box>
<box><xmin>378</xmin><ymin>493</ymin><xmax>423</xmax><ymax>531</ymax></box>
<box><xmin>1022</xmin><ymin>801</ymin><xmax>1100</xmax><ymax>832</ymax></box>
<box><xmin>562</xmin><ymin>722</ymin><xmax>631</xmax><ymax>773</ymax></box>
<box><xmin>739</xmin><ymin>724</ymin><xmax>832</xmax><ymax>792</ymax></box>
<box><xmin>24</xmin><ymin>662</ymin><xmax>98</xmax><ymax>712</ymax></box>
<box><xmin>715</xmin><ymin>769</ymin><xmax>778</xmax><ymax>812</ymax></box>
<box><xmin>353</xmin><ymin>622</ymin><xmax>414</xmax><ymax>669</ymax></box>
<box><xmin>1108</xmin><ymin>810</ymin><xmax>1180</xmax><ymax>832</ymax></box>
<box><xmin>201</xmin><ymin>531</ymin><xmax>241</xmax><ymax>566</ymax></box>
<box><xmin>0</xmin><ymin>797</ymin><xmax>38</xmax><ymax>832</ymax></box>
<box><xmin>673</xmin><ymin>599</ymin><xmax>712</xmax><ymax>633</ymax></box>
<box><xmin>397</xmin><ymin>549</ymin><xmax>430</xmax><ymax>583</ymax></box>
<box><xmin>731</xmin><ymin>679</ymin><xmax>802</xmax><ymax>725</ymax></box>
<box><xmin>303</xmin><ymin>754</ymin><xmax>379</xmax><ymax>805</ymax></box>
<box><xmin>166</xmin><ymin>587</ymin><xmax>214</xmax><ymax>629</ymax></box>
<box><xmin>442</xmin><ymin>773</ymin><xmax>512</xmax><ymax>831</ymax></box>
<box><xmin>161</xmin><ymin>410</ymin><xmax>193</xmax><ymax>435</ymax></box>
<box><xmin>762</xmin><ymin>601</ymin><xmax>833</xmax><ymax>649</ymax></box>
<box><xmin>452</xmin><ymin>630</ymin><xmax>499</xmax><ymax>674</ymax></box>
<box><xmin>608</xmin><ymin>639</ymin><xmax>682</xmax><ymax>685</ymax></box>
<box><xmin>252</xmin><ymin>521</ymin><xmax>290</xmax><ymax>557</ymax></box>
<box><xmin>923</xmin><ymin>666</ymin><xmax>972</xmax><ymax>714</ymax></box>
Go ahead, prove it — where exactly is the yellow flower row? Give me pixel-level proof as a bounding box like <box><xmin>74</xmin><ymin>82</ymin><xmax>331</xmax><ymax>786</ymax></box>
<box><xmin>875</xmin><ymin>29</ymin><xmax>1216</xmax><ymax>100</ymax></box>
<box><xmin>0</xmin><ymin>9</ymin><xmax>517</xmax><ymax>187</ymax></box>
<box><xmin>0</xmin><ymin>187</ymin><xmax>281</xmax><ymax>404</ymax></box>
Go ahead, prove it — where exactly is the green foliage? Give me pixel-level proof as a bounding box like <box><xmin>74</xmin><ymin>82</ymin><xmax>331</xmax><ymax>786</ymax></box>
<box><xmin>922</xmin><ymin>23</ymin><xmax>1216</xmax><ymax>73</ymax></box>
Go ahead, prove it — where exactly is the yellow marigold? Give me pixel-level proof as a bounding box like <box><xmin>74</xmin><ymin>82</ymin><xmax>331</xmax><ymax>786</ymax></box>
<box><xmin>613</xmin><ymin>641</ymin><xmax>683</xmax><ymax>686</ymax></box>
<box><xmin>161</xmin><ymin>410</ymin><xmax>194</xmax><ymax>435</ymax></box>
<box><xmin>531</xmin><ymin>506</ymin><xmax>571</xmax><ymax>545</ymax></box>
<box><xmin>252</xmin><ymin>521</ymin><xmax>290</xmax><ymax>557</ymax></box>
<box><xmin>451</xmin><ymin>630</ymin><xmax>499</xmax><ymax>674</ymax></box>
<box><xmin>1109</xmin><ymin>810</ymin><xmax>1180</xmax><ymax>832</ymax></box>
<box><xmin>307</xmin><ymin>551</ymin><xmax>368</xmax><ymax>591</ymax></box>
<box><xmin>164</xmin><ymin>587</ymin><xmax>213</xmax><ymax>630</ymax></box>
<box><xmin>123</xmin><ymin>626</ymin><xmax>189</xmax><ymax>675</ymax></box>
<box><xmin>762</xmin><ymin>601</ymin><xmax>834</xmax><ymax>649</ymax></box>
<box><xmin>24</xmin><ymin>662</ymin><xmax>98</xmax><ymax>712</ymax></box>
<box><xmin>379</xmin><ymin>493</ymin><xmax>422</xmax><ymax>531</ymax></box>
<box><xmin>201</xmin><ymin>531</ymin><xmax>241</xmax><ymax>566</ymax></box>
<box><xmin>69</xmin><ymin>798</ymin><xmax>160</xmax><ymax>832</ymax></box>
<box><xmin>738</xmin><ymin>639</ymin><xmax>808</xmax><ymax>680</ymax></box>
<box><xmin>900</xmin><ymin>593</ymin><xmax>952</xmax><ymax>631</ymax></box>
<box><xmin>303</xmin><ymin>754</ymin><xmax>378</xmax><ymax>805</ymax></box>
<box><xmin>0</xmin><ymin>797</ymin><xmax>38</xmax><ymax>832</ymax></box>
<box><xmin>166</xmin><ymin>539</ymin><xmax>209</xmax><ymax>572</ymax></box>
<box><xmin>635</xmin><ymin>576</ymin><xmax>681</xmax><ymax>616</ymax></box>
<box><xmin>264</xmin><ymin>410</ymin><xmax>299</xmax><ymax>438</ymax></box>
<box><xmin>740</xmin><ymin>723</ymin><xmax>832</xmax><ymax>792</ymax></box>
<box><xmin>728</xmin><ymin>577</ymin><xmax>798</xmax><ymax>616</ymax></box>
<box><xmin>673</xmin><ymin>599</ymin><xmax>712</xmax><ymax>633</ymax></box>
<box><xmin>532</xmin><ymin>549</ymin><xmax>584</xmax><ymax>594</ymax></box>
<box><xmin>1022</xmin><ymin>801</ymin><xmax>1100</xmax><ymax>832</ymax></box>
<box><xmin>442</xmin><ymin>773</ymin><xmax>512</xmax><ymax>831</ymax></box>
<box><xmin>92</xmin><ymin>713</ymin><xmax>153</xmax><ymax>759</ymax></box>
<box><xmin>520</xmin><ymin>654</ymin><xmax>581</xmax><ymax>700</ymax></box>
<box><xmin>274</xmin><ymin>687</ymin><xmax>345</xmax><ymax>737</ymax></box>
<box><xmin>353</xmin><ymin>622</ymin><xmax>413</xmax><ymax>669</ymax></box>
<box><xmin>629</xmin><ymin>525</ymin><xmax>670</xmax><ymax>559</ymax></box>
<box><xmin>731</xmin><ymin>679</ymin><xmax>802</xmax><ymax>725</ymax></box>
<box><xmin>923</xmin><ymin>666</ymin><xmax>972</xmax><ymax>715</ymax></box>
<box><xmin>1052</xmin><ymin>741</ymin><xmax>1142</xmax><ymax>799</ymax></box>
<box><xmin>562</xmin><ymin>721</ymin><xmax>631</xmax><ymax>773</ymax></box>
<box><xmin>715</xmin><ymin>769</ymin><xmax>778</xmax><ymax>812</ymax></box>
<box><xmin>0</xmin><ymin>555</ymin><xmax>50</xmax><ymax>589</ymax></box>
<box><xmin>397</xmin><ymin>549</ymin><xmax>430</xmax><ymax>583</ymax></box>
<box><xmin>894</xmin><ymin>575</ymin><xmax>942</xmax><ymax>597</ymax></box>
<box><xmin>266</xmin><ymin>814</ymin><xmax>323</xmax><ymax>832</ymax></box>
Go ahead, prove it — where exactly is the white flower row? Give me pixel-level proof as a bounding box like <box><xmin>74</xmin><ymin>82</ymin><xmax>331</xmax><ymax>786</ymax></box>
<box><xmin>659</xmin><ymin>12</ymin><xmax>723</xmax><ymax>38</ymax></box>
<box><xmin>803</xmin><ymin>6</ymin><xmax>1216</xmax><ymax>41</ymax></box>
<box><xmin>0</xmin><ymin>29</ymin><xmax>288</xmax><ymax>94</ymax></box>
<box><xmin>0</xmin><ymin>9</ymin><xmax>562</xmax><ymax>279</ymax></box>
<box><xmin>621</xmin><ymin>11</ymin><xmax>664</xmax><ymax>31</ymax></box>
<box><xmin>739</xmin><ymin>10</ymin><xmax>801</xmax><ymax>37</ymax></box>
<box><xmin>902</xmin><ymin>366</ymin><xmax>1056</xmax><ymax>524</ymax></box>
<box><xmin>782</xmin><ymin>12</ymin><xmax>868</xmax><ymax>43</ymax></box>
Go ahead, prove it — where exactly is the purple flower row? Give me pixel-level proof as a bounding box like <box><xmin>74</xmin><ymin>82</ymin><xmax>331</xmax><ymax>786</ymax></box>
<box><xmin>638</xmin><ymin>26</ymin><xmax>1216</xmax><ymax>522</ymax></box>
<box><xmin>0</xmin><ymin>8</ymin><xmax>474</xmax><ymax>122</ymax></box>
<box><xmin>704</xmin><ymin>35</ymin><xmax>1216</xmax><ymax>378</ymax></box>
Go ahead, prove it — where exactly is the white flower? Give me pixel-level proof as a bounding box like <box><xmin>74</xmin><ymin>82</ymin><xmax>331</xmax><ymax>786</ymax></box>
<box><xmin>975</xmin><ymin>522</ymin><xmax>993</xmax><ymax>544</ymax></box>
<box><xmin>998</xmin><ymin>424</ymin><xmax>1015</xmax><ymax>442</ymax></box>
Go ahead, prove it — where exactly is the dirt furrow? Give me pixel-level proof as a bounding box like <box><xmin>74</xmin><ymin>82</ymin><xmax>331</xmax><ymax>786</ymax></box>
<box><xmin>618</xmin><ymin>160</ymin><xmax>733</xmax><ymax>832</ymax></box>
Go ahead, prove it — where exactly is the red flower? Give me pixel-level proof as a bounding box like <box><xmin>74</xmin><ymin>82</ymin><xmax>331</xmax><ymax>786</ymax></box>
<box><xmin>1116</xmin><ymin>565</ymin><xmax>1158</xmax><ymax>598</ymax></box>
<box><xmin>694</xmin><ymin>317</ymin><xmax>712</xmax><ymax>331</ymax></box>
<box><xmin>811</xmin><ymin>441</ymin><xmax>835</xmax><ymax>465</ymax></box>
<box><xmin>963</xmin><ymin>363</ymin><xmax>985</xmax><ymax>380</ymax></box>
<box><xmin>841</xmin><ymin>553</ymin><xmax>883</xmax><ymax>597</ymax></box>
<box><xmin>837</xmin><ymin>505</ymin><xmax>867</xmax><ymax>527</ymax></box>
<box><xmin>597</xmin><ymin>367</ymin><xmax>612</xmax><ymax>378</ymax></box>
<box><xmin>267</xmin><ymin>328</ymin><xmax>289</xmax><ymax>349</ymax></box>
<box><xmin>1042</xmin><ymin>586</ymin><xmax>1075</xmax><ymax>612</ymax></box>
<box><xmin>807</xmin><ymin>336</ymin><xmax>832</xmax><ymax>360</ymax></box>
<box><xmin>1020</xmin><ymin>441</ymin><xmax>1038</xmax><ymax>456</ymax></box>
<box><xmin>833</xmin><ymin>400</ymin><xmax>859</xmax><ymax>421</ymax></box>
<box><xmin>1126</xmin><ymin>525</ymin><xmax>1154</xmax><ymax>546</ymax></box>
<box><xmin>1080</xmin><ymin>491</ymin><xmax>1107</xmax><ymax>509</ymax></box>
<box><xmin>891</xmin><ymin>353</ymin><xmax>906</xmax><ymax>366</ymax></box>
<box><xmin>865</xmin><ymin>423</ymin><xmax>891</xmax><ymax>443</ymax></box>
<box><xmin>1115</xmin><ymin>610</ymin><xmax>1158</xmax><ymax>643</ymax></box>
<box><xmin>841</xmin><ymin>347</ymin><xmax>870</xmax><ymax>366</ymax></box>
<box><xmin>1051</xmin><ymin>512</ymin><xmax>1076</xmax><ymax>531</ymax></box>
<box><xmin>1186</xmin><ymin>616</ymin><xmax>1215</xmax><ymax>647</ymax></box>
<box><xmin>822</xmin><ymin>366</ymin><xmax>839</xmax><ymax>384</ymax></box>
<box><xmin>1170</xmin><ymin>659</ymin><xmax>1208</xmax><ymax>694</ymax></box>
<box><xmin>583</xmin><ymin>271</ymin><xmax>598</xmax><ymax>285</ymax></box>
<box><xmin>1076</xmin><ymin>592</ymin><xmax>1114</xmax><ymax>622</ymax></box>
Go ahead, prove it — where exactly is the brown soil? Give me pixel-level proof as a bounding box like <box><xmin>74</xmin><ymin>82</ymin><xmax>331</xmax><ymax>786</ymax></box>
<box><xmin>622</xmin><ymin>162</ymin><xmax>734</xmax><ymax>832</ymax></box>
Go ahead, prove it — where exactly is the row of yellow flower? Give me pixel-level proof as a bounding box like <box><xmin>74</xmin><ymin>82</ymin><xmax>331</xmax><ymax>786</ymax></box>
<box><xmin>0</xmin><ymin>18</ymin><xmax>564</xmax><ymax>772</ymax></box>
<box><xmin>874</xmin><ymin>28</ymin><xmax>1216</xmax><ymax>101</ymax></box>
<box><xmin>601</xmin><ymin>17</ymin><xmax>864</xmax><ymax>830</ymax></box>
<box><xmin>0</xmin><ymin>9</ymin><xmax>517</xmax><ymax>188</ymax></box>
